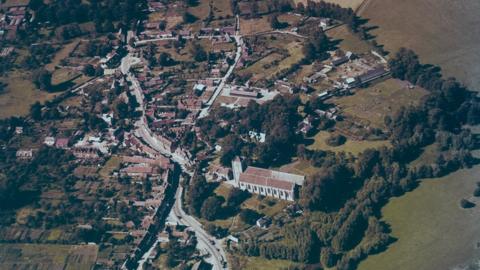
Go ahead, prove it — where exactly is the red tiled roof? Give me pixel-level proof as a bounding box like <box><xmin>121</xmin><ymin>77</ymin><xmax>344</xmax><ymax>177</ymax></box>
<box><xmin>239</xmin><ymin>167</ymin><xmax>304</xmax><ymax>191</ymax></box>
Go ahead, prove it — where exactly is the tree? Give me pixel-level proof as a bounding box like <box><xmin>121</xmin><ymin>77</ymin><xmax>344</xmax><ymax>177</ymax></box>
<box><xmin>83</xmin><ymin>64</ymin><xmax>96</xmax><ymax>76</ymax></box>
<box><xmin>303</xmin><ymin>31</ymin><xmax>330</xmax><ymax>61</ymax></box>
<box><xmin>460</xmin><ymin>199</ymin><xmax>475</xmax><ymax>209</ymax></box>
<box><xmin>30</xmin><ymin>102</ymin><xmax>43</xmax><ymax>121</ymax></box>
<box><xmin>158</xmin><ymin>52</ymin><xmax>175</xmax><ymax>66</ymax></box>
<box><xmin>190</xmin><ymin>42</ymin><xmax>207</xmax><ymax>62</ymax></box>
<box><xmin>269</xmin><ymin>14</ymin><xmax>285</xmax><ymax>29</ymax></box>
<box><xmin>183</xmin><ymin>12</ymin><xmax>198</xmax><ymax>23</ymax></box>
<box><xmin>201</xmin><ymin>196</ymin><xmax>223</xmax><ymax>221</ymax></box>
<box><xmin>32</xmin><ymin>68</ymin><xmax>52</xmax><ymax>90</ymax></box>
<box><xmin>239</xmin><ymin>209</ymin><xmax>261</xmax><ymax>225</ymax></box>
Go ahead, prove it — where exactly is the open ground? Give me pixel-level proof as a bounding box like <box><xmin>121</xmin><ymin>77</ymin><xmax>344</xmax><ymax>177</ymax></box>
<box><xmin>359</xmin><ymin>0</ymin><xmax>480</xmax><ymax>90</ymax></box>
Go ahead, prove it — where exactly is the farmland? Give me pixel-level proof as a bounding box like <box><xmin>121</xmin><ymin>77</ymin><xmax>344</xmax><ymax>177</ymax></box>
<box><xmin>359</xmin><ymin>0</ymin><xmax>480</xmax><ymax>90</ymax></box>
<box><xmin>0</xmin><ymin>244</ymin><xmax>98</xmax><ymax>270</ymax></box>
<box><xmin>358</xmin><ymin>165</ymin><xmax>480</xmax><ymax>270</ymax></box>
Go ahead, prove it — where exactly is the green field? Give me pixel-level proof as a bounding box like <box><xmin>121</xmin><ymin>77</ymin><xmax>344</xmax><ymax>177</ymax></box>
<box><xmin>229</xmin><ymin>254</ymin><xmax>297</xmax><ymax>270</ymax></box>
<box><xmin>308</xmin><ymin>131</ymin><xmax>390</xmax><ymax>155</ymax></box>
<box><xmin>0</xmin><ymin>244</ymin><xmax>98</xmax><ymax>270</ymax></box>
<box><xmin>359</xmin><ymin>165</ymin><xmax>480</xmax><ymax>270</ymax></box>
<box><xmin>0</xmin><ymin>71</ymin><xmax>57</xmax><ymax>119</ymax></box>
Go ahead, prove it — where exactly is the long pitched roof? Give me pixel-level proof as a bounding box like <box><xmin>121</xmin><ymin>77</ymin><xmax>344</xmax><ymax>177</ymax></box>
<box><xmin>239</xmin><ymin>166</ymin><xmax>305</xmax><ymax>191</ymax></box>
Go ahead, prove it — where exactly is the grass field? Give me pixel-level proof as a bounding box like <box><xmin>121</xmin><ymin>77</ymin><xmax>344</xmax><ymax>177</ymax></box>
<box><xmin>307</xmin><ymin>131</ymin><xmax>389</xmax><ymax>154</ymax></box>
<box><xmin>0</xmin><ymin>244</ymin><xmax>98</xmax><ymax>270</ymax></box>
<box><xmin>359</xmin><ymin>0</ymin><xmax>480</xmax><ymax>90</ymax></box>
<box><xmin>0</xmin><ymin>71</ymin><xmax>57</xmax><ymax>119</ymax></box>
<box><xmin>46</xmin><ymin>40</ymin><xmax>81</xmax><ymax>72</ymax></box>
<box><xmin>331</xmin><ymin>78</ymin><xmax>429</xmax><ymax>128</ymax></box>
<box><xmin>229</xmin><ymin>254</ymin><xmax>297</xmax><ymax>270</ymax></box>
<box><xmin>51</xmin><ymin>68</ymin><xmax>82</xmax><ymax>86</ymax></box>
<box><xmin>359</xmin><ymin>165</ymin><xmax>480</xmax><ymax>270</ymax></box>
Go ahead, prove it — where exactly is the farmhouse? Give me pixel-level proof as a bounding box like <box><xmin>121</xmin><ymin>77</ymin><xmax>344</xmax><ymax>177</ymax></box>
<box><xmin>232</xmin><ymin>158</ymin><xmax>305</xmax><ymax>201</ymax></box>
<box><xmin>16</xmin><ymin>149</ymin><xmax>33</xmax><ymax>160</ymax></box>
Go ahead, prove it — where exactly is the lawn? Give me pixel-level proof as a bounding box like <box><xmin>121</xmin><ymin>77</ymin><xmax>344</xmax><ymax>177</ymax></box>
<box><xmin>0</xmin><ymin>70</ymin><xmax>57</xmax><ymax>119</ymax></box>
<box><xmin>308</xmin><ymin>131</ymin><xmax>390</xmax><ymax>155</ymax></box>
<box><xmin>331</xmin><ymin>78</ymin><xmax>429</xmax><ymax>129</ymax></box>
<box><xmin>358</xmin><ymin>165</ymin><xmax>480</xmax><ymax>270</ymax></box>
<box><xmin>0</xmin><ymin>244</ymin><xmax>98</xmax><ymax>270</ymax></box>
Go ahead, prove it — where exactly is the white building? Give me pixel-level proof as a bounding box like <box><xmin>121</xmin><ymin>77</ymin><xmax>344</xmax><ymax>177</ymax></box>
<box><xmin>232</xmin><ymin>157</ymin><xmax>305</xmax><ymax>201</ymax></box>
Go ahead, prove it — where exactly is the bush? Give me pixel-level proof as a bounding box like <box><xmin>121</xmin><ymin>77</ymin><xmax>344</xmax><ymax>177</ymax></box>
<box><xmin>474</xmin><ymin>187</ymin><xmax>480</xmax><ymax>197</ymax></box>
<box><xmin>239</xmin><ymin>209</ymin><xmax>261</xmax><ymax>225</ymax></box>
<box><xmin>326</xmin><ymin>134</ymin><xmax>347</xmax><ymax>147</ymax></box>
<box><xmin>460</xmin><ymin>199</ymin><xmax>475</xmax><ymax>209</ymax></box>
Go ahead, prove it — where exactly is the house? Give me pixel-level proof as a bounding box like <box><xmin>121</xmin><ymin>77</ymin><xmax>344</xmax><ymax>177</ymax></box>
<box><xmin>357</xmin><ymin>66</ymin><xmax>389</xmax><ymax>85</ymax></box>
<box><xmin>233</xmin><ymin>160</ymin><xmax>305</xmax><ymax>201</ymax></box>
<box><xmin>343</xmin><ymin>77</ymin><xmax>358</xmax><ymax>89</ymax></box>
<box><xmin>256</xmin><ymin>216</ymin><xmax>272</xmax><ymax>229</ymax></box>
<box><xmin>194</xmin><ymin>83</ymin><xmax>207</xmax><ymax>93</ymax></box>
<box><xmin>229</xmin><ymin>86</ymin><xmax>259</xmax><ymax>98</ymax></box>
<box><xmin>248</xmin><ymin>131</ymin><xmax>266</xmax><ymax>143</ymax></box>
<box><xmin>44</xmin><ymin>136</ymin><xmax>55</xmax><ymax>146</ymax></box>
<box><xmin>16</xmin><ymin>149</ymin><xmax>33</xmax><ymax>160</ymax></box>
<box><xmin>73</xmin><ymin>147</ymin><xmax>100</xmax><ymax>159</ymax></box>
<box><xmin>15</xmin><ymin>126</ymin><xmax>23</xmax><ymax>134</ymax></box>
<box><xmin>120</xmin><ymin>165</ymin><xmax>159</xmax><ymax>178</ymax></box>
<box><xmin>319</xmin><ymin>18</ymin><xmax>332</xmax><ymax>30</ymax></box>
<box><xmin>55</xmin><ymin>138</ymin><xmax>70</xmax><ymax>149</ymax></box>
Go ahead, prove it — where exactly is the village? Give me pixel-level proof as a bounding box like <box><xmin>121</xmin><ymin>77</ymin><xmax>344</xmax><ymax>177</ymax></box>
<box><xmin>0</xmin><ymin>0</ymin><xmax>419</xmax><ymax>269</ymax></box>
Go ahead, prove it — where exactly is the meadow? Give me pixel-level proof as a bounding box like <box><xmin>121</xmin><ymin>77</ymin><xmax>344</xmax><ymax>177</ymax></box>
<box><xmin>358</xmin><ymin>165</ymin><xmax>480</xmax><ymax>270</ymax></box>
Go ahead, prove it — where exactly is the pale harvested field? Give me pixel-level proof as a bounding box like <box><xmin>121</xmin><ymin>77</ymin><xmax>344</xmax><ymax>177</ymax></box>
<box><xmin>327</xmin><ymin>24</ymin><xmax>372</xmax><ymax>54</ymax></box>
<box><xmin>239</xmin><ymin>17</ymin><xmax>271</xmax><ymax>35</ymax></box>
<box><xmin>359</xmin><ymin>0</ymin><xmax>480</xmax><ymax>90</ymax></box>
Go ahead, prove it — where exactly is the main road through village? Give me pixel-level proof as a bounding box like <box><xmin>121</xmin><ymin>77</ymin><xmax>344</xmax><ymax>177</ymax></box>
<box><xmin>120</xmin><ymin>19</ymin><xmax>243</xmax><ymax>269</ymax></box>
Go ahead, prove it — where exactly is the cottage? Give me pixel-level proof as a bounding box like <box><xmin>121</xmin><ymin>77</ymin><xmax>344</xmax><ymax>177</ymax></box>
<box><xmin>16</xmin><ymin>149</ymin><xmax>33</xmax><ymax>160</ymax></box>
<box><xmin>44</xmin><ymin>136</ymin><xmax>55</xmax><ymax>146</ymax></box>
<box><xmin>55</xmin><ymin>138</ymin><xmax>70</xmax><ymax>149</ymax></box>
<box><xmin>194</xmin><ymin>83</ymin><xmax>207</xmax><ymax>92</ymax></box>
<box><xmin>256</xmin><ymin>216</ymin><xmax>272</xmax><ymax>229</ymax></box>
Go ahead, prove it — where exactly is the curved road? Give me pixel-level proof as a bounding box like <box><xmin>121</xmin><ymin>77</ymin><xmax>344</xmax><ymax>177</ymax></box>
<box><xmin>121</xmin><ymin>51</ymin><xmax>227</xmax><ymax>270</ymax></box>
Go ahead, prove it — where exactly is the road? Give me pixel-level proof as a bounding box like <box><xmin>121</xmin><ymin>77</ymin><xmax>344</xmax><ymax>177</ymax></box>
<box><xmin>198</xmin><ymin>15</ymin><xmax>243</xmax><ymax>118</ymax></box>
<box><xmin>171</xmin><ymin>182</ymin><xmax>227</xmax><ymax>270</ymax></box>
<box><xmin>121</xmin><ymin>49</ymin><xmax>227</xmax><ymax>270</ymax></box>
